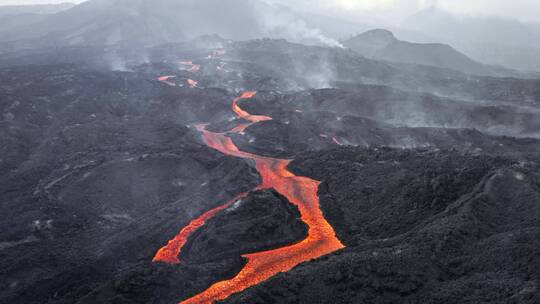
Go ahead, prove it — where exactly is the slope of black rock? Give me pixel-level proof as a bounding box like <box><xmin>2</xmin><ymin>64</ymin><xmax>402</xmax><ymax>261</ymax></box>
<box><xmin>230</xmin><ymin>88</ymin><xmax>540</xmax><ymax>159</ymax></box>
<box><xmin>2</xmin><ymin>37</ymin><xmax>539</xmax><ymax>109</ymax></box>
<box><xmin>223</xmin><ymin>147</ymin><xmax>540</xmax><ymax>303</ymax></box>
<box><xmin>182</xmin><ymin>190</ymin><xmax>308</xmax><ymax>264</ymax></box>
<box><xmin>226</xmin><ymin>39</ymin><xmax>540</xmax><ymax>107</ymax></box>
<box><xmin>2</xmin><ymin>36</ymin><xmax>540</xmax><ymax>304</ymax></box>
<box><xmin>70</xmin><ymin>191</ymin><xmax>308</xmax><ymax>304</ymax></box>
<box><xmin>0</xmin><ymin>63</ymin><xmax>262</xmax><ymax>304</ymax></box>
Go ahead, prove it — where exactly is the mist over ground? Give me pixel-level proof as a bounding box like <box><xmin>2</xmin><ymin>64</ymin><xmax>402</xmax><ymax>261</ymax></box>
<box><xmin>1</xmin><ymin>1</ymin><xmax>539</xmax><ymax>304</ymax></box>
<box><xmin>1</xmin><ymin>0</ymin><xmax>539</xmax><ymax>70</ymax></box>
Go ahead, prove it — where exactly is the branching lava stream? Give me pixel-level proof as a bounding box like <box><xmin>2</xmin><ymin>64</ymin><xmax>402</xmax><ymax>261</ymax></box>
<box><xmin>154</xmin><ymin>91</ymin><xmax>345</xmax><ymax>303</ymax></box>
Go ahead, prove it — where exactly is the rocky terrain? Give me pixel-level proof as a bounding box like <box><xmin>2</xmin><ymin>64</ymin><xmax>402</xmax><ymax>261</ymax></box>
<box><xmin>225</xmin><ymin>148</ymin><xmax>540</xmax><ymax>303</ymax></box>
<box><xmin>1</xmin><ymin>15</ymin><xmax>540</xmax><ymax>304</ymax></box>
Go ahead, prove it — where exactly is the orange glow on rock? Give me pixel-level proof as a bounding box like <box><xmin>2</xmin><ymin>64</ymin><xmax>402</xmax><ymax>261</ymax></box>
<box><xmin>333</xmin><ymin>137</ymin><xmax>344</xmax><ymax>146</ymax></box>
<box><xmin>232</xmin><ymin>92</ymin><xmax>272</xmax><ymax>124</ymax></box>
<box><xmin>187</xmin><ymin>79</ymin><xmax>198</xmax><ymax>88</ymax></box>
<box><xmin>158</xmin><ymin>75</ymin><xmax>177</xmax><ymax>87</ymax></box>
<box><xmin>230</xmin><ymin>124</ymin><xmax>249</xmax><ymax>133</ymax></box>
<box><xmin>154</xmin><ymin>91</ymin><xmax>345</xmax><ymax>304</ymax></box>
<box><xmin>153</xmin><ymin>192</ymin><xmax>249</xmax><ymax>264</ymax></box>
<box><xmin>180</xmin><ymin>61</ymin><xmax>201</xmax><ymax>72</ymax></box>
<box><xmin>240</xmin><ymin>91</ymin><xmax>256</xmax><ymax>99</ymax></box>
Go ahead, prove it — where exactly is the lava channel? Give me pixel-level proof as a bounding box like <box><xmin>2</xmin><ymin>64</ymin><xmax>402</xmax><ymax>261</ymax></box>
<box><xmin>333</xmin><ymin>137</ymin><xmax>344</xmax><ymax>146</ymax></box>
<box><xmin>180</xmin><ymin>61</ymin><xmax>201</xmax><ymax>72</ymax></box>
<box><xmin>187</xmin><ymin>79</ymin><xmax>198</xmax><ymax>88</ymax></box>
<box><xmin>154</xmin><ymin>92</ymin><xmax>345</xmax><ymax>304</ymax></box>
<box><xmin>158</xmin><ymin>75</ymin><xmax>177</xmax><ymax>87</ymax></box>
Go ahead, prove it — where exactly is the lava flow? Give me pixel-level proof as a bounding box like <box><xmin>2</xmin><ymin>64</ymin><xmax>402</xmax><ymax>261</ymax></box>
<box><xmin>157</xmin><ymin>75</ymin><xmax>177</xmax><ymax>86</ymax></box>
<box><xmin>187</xmin><ymin>79</ymin><xmax>198</xmax><ymax>88</ymax></box>
<box><xmin>153</xmin><ymin>192</ymin><xmax>248</xmax><ymax>264</ymax></box>
<box><xmin>180</xmin><ymin>61</ymin><xmax>201</xmax><ymax>72</ymax></box>
<box><xmin>333</xmin><ymin>136</ymin><xmax>344</xmax><ymax>146</ymax></box>
<box><xmin>154</xmin><ymin>92</ymin><xmax>345</xmax><ymax>304</ymax></box>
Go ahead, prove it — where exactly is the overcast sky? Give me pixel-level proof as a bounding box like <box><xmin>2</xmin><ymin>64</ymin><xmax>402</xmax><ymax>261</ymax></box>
<box><xmin>271</xmin><ymin>0</ymin><xmax>540</xmax><ymax>24</ymax></box>
<box><xmin>1</xmin><ymin>0</ymin><xmax>539</xmax><ymax>23</ymax></box>
<box><xmin>0</xmin><ymin>0</ymin><xmax>85</xmax><ymax>4</ymax></box>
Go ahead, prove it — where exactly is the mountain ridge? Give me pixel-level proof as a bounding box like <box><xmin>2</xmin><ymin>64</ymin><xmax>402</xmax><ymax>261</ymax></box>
<box><xmin>402</xmin><ymin>7</ymin><xmax>540</xmax><ymax>72</ymax></box>
<box><xmin>0</xmin><ymin>0</ymin><xmax>341</xmax><ymax>49</ymax></box>
<box><xmin>343</xmin><ymin>28</ymin><xmax>524</xmax><ymax>77</ymax></box>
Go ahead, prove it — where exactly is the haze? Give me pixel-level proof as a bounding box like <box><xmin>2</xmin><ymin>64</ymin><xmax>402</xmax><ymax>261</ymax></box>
<box><xmin>275</xmin><ymin>0</ymin><xmax>540</xmax><ymax>23</ymax></box>
<box><xmin>1</xmin><ymin>0</ymin><xmax>540</xmax><ymax>303</ymax></box>
<box><xmin>0</xmin><ymin>0</ymin><xmax>538</xmax><ymax>23</ymax></box>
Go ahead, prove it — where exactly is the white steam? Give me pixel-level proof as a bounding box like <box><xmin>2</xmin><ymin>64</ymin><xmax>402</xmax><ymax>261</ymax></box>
<box><xmin>256</xmin><ymin>1</ymin><xmax>343</xmax><ymax>48</ymax></box>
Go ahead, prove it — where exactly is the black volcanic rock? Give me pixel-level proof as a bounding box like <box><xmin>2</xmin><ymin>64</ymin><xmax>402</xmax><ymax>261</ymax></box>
<box><xmin>77</xmin><ymin>258</ymin><xmax>248</xmax><ymax>304</ymax></box>
<box><xmin>224</xmin><ymin>39</ymin><xmax>540</xmax><ymax>106</ymax></box>
<box><xmin>230</xmin><ymin>88</ymin><xmax>540</xmax><ymax>159</ymax></box>
<box><xmin>182</xmin><ymin>190</ymin><xmax>308</xmax><ymax>264</ymax></box>
<box><xmin>2</xmin><ymin>33</ymin><xmax>540</xmax><ymax>304</ymax></box>
<box><xmin>224</xmin><ymin>148</ymin><xmax>540</xmax><ymax>304</ymax></box>
<box><xmin>0</xmin><ymin>63</ymin><xmax>262</xmax><ymax>304</ymax></box>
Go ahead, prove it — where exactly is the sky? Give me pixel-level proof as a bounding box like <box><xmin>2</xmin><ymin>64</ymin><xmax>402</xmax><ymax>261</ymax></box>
<box><xmin>270</xmin><ymin>0</ymin><xmax>540</xmax><ymax>24</ymax></box>
<box><xmin>0</xmin><ymin>0</ymin><xmax>539</xmax><ymax>23</ymax></box>
<box><xmin>0</xmin><ymin>0</ymin><xmax>85</xmax><ymax>4</ymax></box>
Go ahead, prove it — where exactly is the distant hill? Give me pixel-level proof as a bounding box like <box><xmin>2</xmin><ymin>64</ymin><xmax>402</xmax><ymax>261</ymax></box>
<box><xmin>0</xmin><ymin>0</ymin><xmax>341</xmax><ymax>49</ymax></box>
<box><xmin>0</xmin><ymin>3</ymin><xmax>75</xmax><ymax>36</ymax></box>
<box><xmin>0</xmin><ymin>3</ymin><xmax>75</xmax><ymax>16</ymax></box>
<box><xmin>343</xmin><ymin>29</ymin><xmax>522</xmax><ymax>77</ymax></box>
<box><xmin>402</xmin><ymin>7</ymin><xmax>540</xmax><ymax>72</ymax></box>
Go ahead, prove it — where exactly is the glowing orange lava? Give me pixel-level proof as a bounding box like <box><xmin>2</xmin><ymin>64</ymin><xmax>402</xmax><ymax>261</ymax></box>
<box><xmin>158</xmin><ymin>75</ymin><xmax>177</xmax><ymax>87</ymax></box>
<box><xmin>153</xmin><ymin>193</ymin><xmax>248</xmax><ymax>264</ymax></box>
<box><xmin>232</xmin><ymin>92</ymin><xmax>272</xmax><ymax>124</ymax></box>
<box><xmin>333</xmin><ymin>137</ymin><xmax>344</xmax><ymax>146</ymax></box>
<box><xmin>180</xmin><ymin>61</ymin><xmax>201</xmax><ymax>72</ymax></box>
<box><xmin>154</xmin><ymin>92</ymin><xmax>345</xmax><ymax>304</ymax></box>
<box><xmin>187</xmin><ymin>79</ymin><xmax>198</xmax><ymax>88</ymax></box>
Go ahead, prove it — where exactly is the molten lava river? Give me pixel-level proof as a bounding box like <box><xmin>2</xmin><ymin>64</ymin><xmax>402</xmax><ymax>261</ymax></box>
<box><xmin>154</xmin><ymin>91</ymin><xmax>345</xmax><ymax>303</ymax></box>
